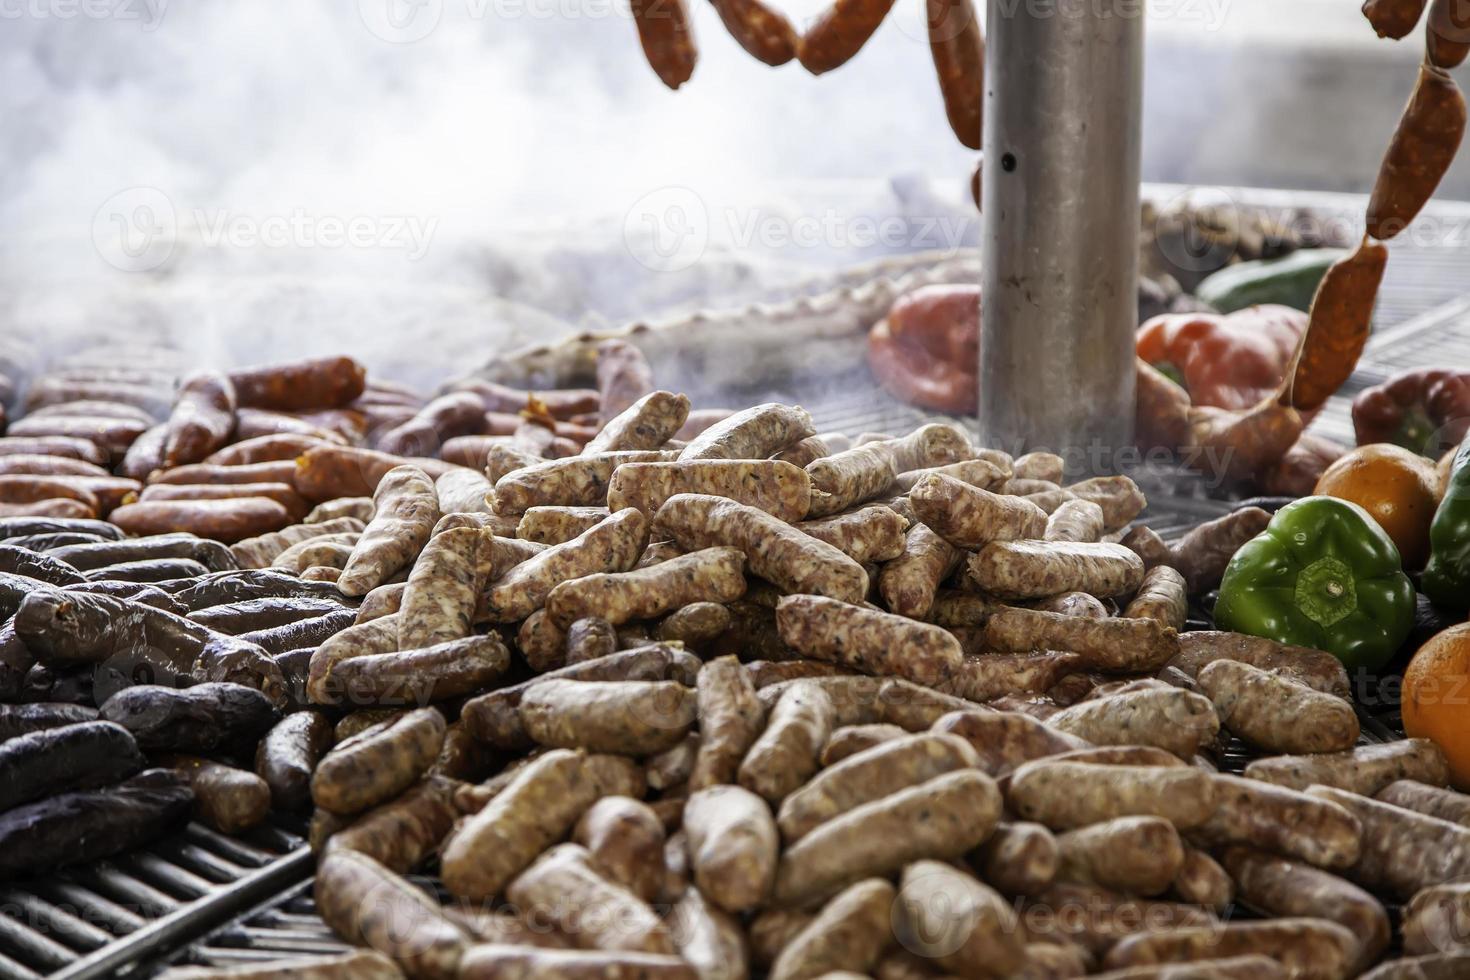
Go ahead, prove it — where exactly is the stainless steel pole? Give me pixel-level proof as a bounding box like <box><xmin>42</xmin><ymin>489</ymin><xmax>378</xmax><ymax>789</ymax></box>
<box><xmin>980</xmin><ymin>0</ymin><xmax>1144</xmax><ymax>462</ymax></box>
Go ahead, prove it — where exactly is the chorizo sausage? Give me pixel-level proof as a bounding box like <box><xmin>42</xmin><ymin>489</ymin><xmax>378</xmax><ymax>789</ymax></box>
<box><xmin>711</xmin><ymin>0</ymin><xmax>797</xmax><ymax>64</ymax></box>
<box><xmin>926</xmin><ymin>0</ymin><xmax>984</xmax><ymax>149</ymax></box>
<box><xmin>797</xmin><ymin>0</ymin><xmax>900</xmax><ymax>74</ymax></box>
<box><xmin>229</xmin><ymin>356</ymin><xmax>366</xmax><ymax>411</ymax></box>
<box><xmin>163</xmin><ymin>371</ymin><xmax>238</xmax><ymax>467</ymax></box>
<box><xmin>254</xmin><ymin>709</ymin><xmax>333</xmax><ymax>811</ymax></box>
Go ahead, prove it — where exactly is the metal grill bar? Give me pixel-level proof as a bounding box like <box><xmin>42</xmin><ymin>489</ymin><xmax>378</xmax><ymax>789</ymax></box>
<box><xmin>0</xmin><ymin>815</ymin><xmax>310</xmax><ymax>980</ymax></box>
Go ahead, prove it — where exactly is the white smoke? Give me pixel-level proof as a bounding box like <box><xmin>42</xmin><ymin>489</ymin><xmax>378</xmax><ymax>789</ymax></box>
<box><xmin>0</xmin><ymin>0</ymin><xmax>1449</xmax><ymax>388</ymax></box>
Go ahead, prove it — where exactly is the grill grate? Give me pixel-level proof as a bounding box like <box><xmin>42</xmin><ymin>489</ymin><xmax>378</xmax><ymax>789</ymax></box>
<box><xmin>0</xmin><ymin>818</ymin><xmax>311</xmax><ymax>980</ymax></box>
<box><xmin>22</xmin><ymin>184</ymin><xmax>1469</xmax><ymax>977</ymax></box>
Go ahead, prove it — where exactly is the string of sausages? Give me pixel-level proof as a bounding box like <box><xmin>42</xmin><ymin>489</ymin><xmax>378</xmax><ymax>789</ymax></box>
<box><xmin>1281</xmin><ymin>0</ymin><xmax>1468</xmax><ymax>412</ymax></box>
<box><xmin>630</xmin><ymin>0</ymin><xmax>984</xmax><ymax>149</ymax></box>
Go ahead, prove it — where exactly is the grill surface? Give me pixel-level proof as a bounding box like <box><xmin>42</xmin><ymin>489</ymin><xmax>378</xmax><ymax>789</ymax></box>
<box><xmin>0</xmin><ymin>818</ymin><xmax>310</xmax><ymax>980</ymax></box>
<box><xmin>16</xmin><ymin>184</ymin><xmax>1465</xmax><ymax>975</ymax></box>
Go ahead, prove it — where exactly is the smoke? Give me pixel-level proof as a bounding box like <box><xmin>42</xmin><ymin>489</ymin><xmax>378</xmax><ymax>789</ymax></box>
<box><xmin>0</xmin><ymin>0</ymin><xmax>977</xmax><ymax>384</ymax></box>
<box><xmin>0</xmin><ymin>1</ymin><xmax>1450</xmax><ymax>390</ymax></box>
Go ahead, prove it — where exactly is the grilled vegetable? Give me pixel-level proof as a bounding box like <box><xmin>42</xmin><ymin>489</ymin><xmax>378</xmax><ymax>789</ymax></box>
<box><xmin>1215</xmin><ymin>496</ymin><xmax>1415</xmax><ymax>671</ymax></box>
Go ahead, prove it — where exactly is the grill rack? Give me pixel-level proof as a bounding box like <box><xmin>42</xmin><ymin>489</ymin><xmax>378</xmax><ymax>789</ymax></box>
<box><xmin>10</xmin><ymin>183</ymin><xmax>1466</xmax><ymax>976</ymax></box>
<box><xmin>0</xmin><ymin>818</ymin><xmax>310</xmax><ymax>980</ymax></box>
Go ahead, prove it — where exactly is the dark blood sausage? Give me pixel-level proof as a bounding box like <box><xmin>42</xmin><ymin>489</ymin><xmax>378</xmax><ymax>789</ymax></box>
<box><xmin>84</xmin><ymin>558</ymin><xmax>212</xmax><ymax>584</ymax></box>
<box><xmin>256</xmin><ymin>710</ymin><xmax>335</xmax><ymax>811</ymax></box>
<box><xmin>0</xmin><ymin>623</ymin><xmax>33</xmax><ymax>701</ymax></box>
<box><xmin>0</xmin><ymin>516</ymin><xmax>122</xmax><ymax>542</ymax></box>
<box><xmin>0</xmin><ymin>702</ymin><xmax>99</xmax><ymax>741</ymax></box>
<box><xmin>710</xmin><ymin>0</ymin><xmax>797</xmax><ymax>65</ymax></box>
<box><xmin>190</xmin><ymin>597</ymin><xmax>348</xmax><ymax>635</ymax></box>
<box><xmin>0</xmin><ymin>769</ymin><xmax>194</xmax><ymax>878</ymax></box>
<box><xmin>0</xmin><ymin>571</ymin><xmax>50</xmax><ymax>620</ymax></box>
<box><xmin>0</xmin><ymin>721</ymin><xmax>146</xmax><ymax>811</ymax></box>
<box><xmin>163</xmin><ymin>371</ymin><xmax>239</xmax><ymax>468</ymax></box>
<box><xmin>1367</xmin><ymin>63</ymin><xmax>1467</xmax><ymax>240</ymax></box>
<box><xmin>228</xmin><ymin>356</ymin><xmax>367</xmax><ymax>411</ymax></box>
<box><xmin>626</xmin><ymin>0</ymin><xmax>699</xmax><ymax>91</ymax></box>
<box><xmin>109</xmin><ymin>499</ymin><xmax>293</xmax><ymax>545</ymax></box>
<box><xmin>99</xmin><ymin>683</ymin><xmax>280</xmax><ymax>754</ymax></box>
<box><xmin>926</xmin><ymin>0</ymin><xmax>984</xmax><ymax>149</ymax></box>
<box><xmin>0</xmin><ymin>544</ymin><xmax>84</xmax><ymax>586</ymax></box>
<box><xmin>62</xmin><ymin>580</ymin><xmax>188</xmax><ymax>614</ymax></box>
<box><xmin>19</xmin><ymin>664</ymin><xmax>94</xmax><ymax>706</ymax></box>
<box><xmin>1364</xmin><ymin>0</ymin><xmax>1429</xmax><ymax>38</ymax></box>
<box><xmin>797</xmin><ymin>0</ymin><xmax>899</xmax><ymax>74</ymax></box>
<box><xmin>169</xmin><ymin>569</ymin><xmax>353</xmax><ymax>612</ymax></box>
<box><xmin>49</xmin><ymin>535</ymin><xmax>237</xmax><ymax>573</ymax></box>
<box><xmin>1429</xmin><ymin>0</ymin><xmax>1470</xmax><ymax>67</ymax></box>
<box><xmin>237</xmin><ymin>608</ymin><xmax>358</xmax><ymax>655</ymax></box>
<box><xmin>5</xmin><ymin>532</ymin><xmax>112</xmax><ymax>552</ymax></box>
<box><xmin>15</xmin><ymin>589</ymin><xmax>287</xmax><ymax>699</ymax></box>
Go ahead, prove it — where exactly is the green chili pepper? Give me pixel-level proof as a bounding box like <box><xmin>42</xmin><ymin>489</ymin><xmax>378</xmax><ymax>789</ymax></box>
<box><xmin>1214</xmin><ymin>496</ymin><xmax>1415</xmax><ymax>672</ymax></box>
<box><xmin>1423</xmin><ymin>431</ymin><xmax>1470</xmax><ymax>610</ymax></box>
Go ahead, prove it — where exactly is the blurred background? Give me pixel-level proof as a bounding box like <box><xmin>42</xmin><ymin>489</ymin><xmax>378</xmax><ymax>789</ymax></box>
<box><xmin>0</xmin><ymin>0</ymin><xmax>1457</xmax><ymax>385</ymax></box>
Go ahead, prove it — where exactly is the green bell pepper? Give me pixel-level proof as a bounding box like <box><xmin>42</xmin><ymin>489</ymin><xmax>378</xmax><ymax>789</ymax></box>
<box><xmin>1214</xmin><ymin>496</ymin><xmax>1415</xmax><ymax>672</ymax></box>
<box><xmin>1423</xmin><ymin>431</ymin><xmax>1470</xmax><ymax>610</ymax></box>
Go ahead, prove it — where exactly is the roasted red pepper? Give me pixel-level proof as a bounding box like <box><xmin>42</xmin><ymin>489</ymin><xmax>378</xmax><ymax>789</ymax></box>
<box><xmin>1353</xmin><ymin>369</ymin><xmax>1470</xmax><ymax>458</ymax></box>
<box><xmin>1136</xmin><ymin>305</ymin><xmax>1308</xmax><ymax>411</ymax></box>
<box><xmin>868</xmin><ymin>285</ymin><xmax>979</xmax><ymax>415</ymax></box>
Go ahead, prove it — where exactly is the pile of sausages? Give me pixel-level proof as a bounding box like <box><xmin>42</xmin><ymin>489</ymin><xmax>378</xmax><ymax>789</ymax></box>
<box><xmin>2</xmin><ymin>342</ymin><xmax>1469</xmax><ymax>979</ymax></box>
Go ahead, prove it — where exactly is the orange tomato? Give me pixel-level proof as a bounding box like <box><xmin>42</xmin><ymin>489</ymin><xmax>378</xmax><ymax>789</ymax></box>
<box><xmin>1403</xmin><ymin>624</ymin><xmax>1470</xmax><ymax>790</ymax></box>
<box><xmin>1314</xmin><ymin>443</ymin><xmax>1440</xmax><ymax>568</ymax></box>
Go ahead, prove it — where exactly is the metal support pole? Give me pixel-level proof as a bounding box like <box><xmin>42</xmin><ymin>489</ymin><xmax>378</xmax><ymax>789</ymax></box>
<box><xmin>980</xmin><ymin>0</ymin><xmax>1144</xmax><ymax>461</ymax></box>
